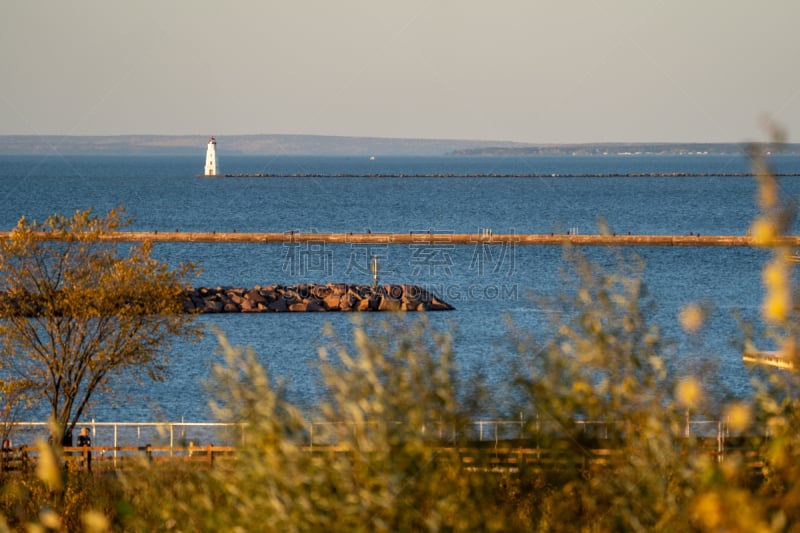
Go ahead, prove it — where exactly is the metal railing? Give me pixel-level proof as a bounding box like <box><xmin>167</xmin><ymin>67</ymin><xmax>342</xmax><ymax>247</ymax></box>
<box><xmin>3</xmin><ymin>415</ymin><xmax>736</xmax><ymax>455</ymax></box>
<box><xmin>2</xmin><ymin>421</ymin><xmax>246</xmax><ymax>456</ymax></box>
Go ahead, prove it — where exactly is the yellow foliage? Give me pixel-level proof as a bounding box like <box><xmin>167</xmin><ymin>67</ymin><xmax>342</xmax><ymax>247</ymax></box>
<box><xmin>724</xmin><ymin>402</ymin><xmax>752</xmax><ymax>434</ymax></box>
<box><xmin>762</xmin><ymin>258</ymin><xmax>788</xmax><ymax>288</ymax></box>
<box><xmin>81</xmin><ymin>510</ymin><xmax>111</xmax><ymax>533</ymax></box>
<box><xmin>34</xmin><ymin>440</ymin><xmax>61</xmax><ymax>492</ymax></box>
<box><xmin>0</xmin><ymin>208</ymin><xmax>200</xmax><ymax>443</ymax></box>
<box><xmin>679</xmin><ymin>303</ymin><xmax>705</xmax><ymax>333</ymax></box>
<box><xmin>762</xmin><ymin>288</ymin><xmax>791</xmax><ymax>324</ymax></box>
<box><xmin>751</xmin><ymin>218</ymin><xmax>778</xmax><ymax>246</ymax></box>
<box><xmin>675</xmin><ymin>376</ymin><xmax>702</xmax><ymax>409</ymax></box>
<box><xmin>692</xmin><ymin>489</ymin><xmax>771</xmax><ymax>533</ymax></box>
<box><xmin>757</xmin><ymin>171</ymin><xmax>779</xmax><ymax>210</ymax></box>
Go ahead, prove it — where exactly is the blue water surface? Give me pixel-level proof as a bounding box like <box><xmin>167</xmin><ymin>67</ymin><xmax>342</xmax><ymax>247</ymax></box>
<box><xmin>1</xmin><ymin>153</ymin><xmax>798</xmax><ymax>423</ymax></box>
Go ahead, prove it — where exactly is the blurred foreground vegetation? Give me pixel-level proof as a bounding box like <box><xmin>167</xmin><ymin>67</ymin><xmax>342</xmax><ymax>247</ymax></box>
<box><xmin>2</xmin><ymin>149</ymin><xmax>800</xmax><ymax>532</ymax></box>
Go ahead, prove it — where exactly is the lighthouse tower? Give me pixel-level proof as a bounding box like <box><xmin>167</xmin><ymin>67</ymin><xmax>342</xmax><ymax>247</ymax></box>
<box><xmin>204</xmin><ymin>137</ymin><xmax>218</xmax><ymax>176</ymax></box>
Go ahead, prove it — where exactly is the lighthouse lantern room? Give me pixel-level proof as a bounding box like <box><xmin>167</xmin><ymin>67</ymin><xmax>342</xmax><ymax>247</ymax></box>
<box><xmin>204</xmin><ymin>137</ymin><xmax>218</xmax><ymax>176</ymax></box>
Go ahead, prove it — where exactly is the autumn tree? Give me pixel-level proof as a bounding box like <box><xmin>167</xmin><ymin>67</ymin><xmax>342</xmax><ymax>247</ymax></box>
<box><xmin>0</xmin><ymin>208</ymin><xmax>199</xmax><ymax>444</ymax></box>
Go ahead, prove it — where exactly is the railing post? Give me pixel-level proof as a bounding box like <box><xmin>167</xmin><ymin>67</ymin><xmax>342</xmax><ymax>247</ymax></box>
<box><xmin>1</xmin><ymin>446</ymin><xmax>9</xmax><ymax>473</ymax></box>
<box><xmin>21</xmin><ymin>445</ymin><xmax>30</xmax><ymax>472</ymax></box>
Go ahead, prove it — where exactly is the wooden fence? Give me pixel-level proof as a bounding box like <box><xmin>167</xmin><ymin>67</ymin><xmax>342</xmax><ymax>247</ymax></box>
<box><xmin>0</xmin><ymin>417</ymin><xmax>763</xmax><ymax>474</ymax></box>
<box><xmin>0</xmin><ymin>436</ymin><xmax>765</xmax><ymax>476</ymax></box>
<box><xmin>1</xmin><ymin>443</ymin><xmax>237</xmax><ymax>473</ymax></box>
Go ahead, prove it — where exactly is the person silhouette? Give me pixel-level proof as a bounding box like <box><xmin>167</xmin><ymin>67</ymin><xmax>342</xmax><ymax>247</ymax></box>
<box><xmin>1</xmin><ymin>439</ymin><xmax>11</xmax><ymax>471</ymax></box>
<box><xmin>77</xmin><ymin>427</ymin><xmax>92</xmax><ymax>471</ymax></box>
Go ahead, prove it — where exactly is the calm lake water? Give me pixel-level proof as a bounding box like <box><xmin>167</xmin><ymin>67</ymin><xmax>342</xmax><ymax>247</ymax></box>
<box><xmin>2</xmin><ymin>153</ymin><xmax>799</xmax><ymax>426</ymax></box>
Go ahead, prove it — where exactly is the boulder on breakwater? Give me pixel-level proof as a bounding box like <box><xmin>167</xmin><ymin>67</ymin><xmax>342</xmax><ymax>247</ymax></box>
<box><xmin>183</xmin><ymin>283</ymin><xmax>454</xmax><ymax>313</ymax></box>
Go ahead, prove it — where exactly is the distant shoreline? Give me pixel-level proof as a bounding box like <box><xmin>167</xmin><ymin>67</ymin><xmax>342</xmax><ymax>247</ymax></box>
<box><xmin>446</xmin><ymin>142</ymin><xmax>800</xmax><ymax>157</ymax></box>
<box><xmin>1</xmin><ymin>134</ymin><xmax>798</xmax><ymax>157</ymax></box>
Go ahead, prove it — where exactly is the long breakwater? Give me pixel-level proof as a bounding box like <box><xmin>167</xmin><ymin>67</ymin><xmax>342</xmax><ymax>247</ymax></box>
<box><xmin>6</xmin><ymin>231</ymin><xmax>797</xmax><ymax>247</ymax></box>
<box><xmin>215</xmin><ymin>172</ymin><xmax>800</xmax><ymax>178</ymax></box>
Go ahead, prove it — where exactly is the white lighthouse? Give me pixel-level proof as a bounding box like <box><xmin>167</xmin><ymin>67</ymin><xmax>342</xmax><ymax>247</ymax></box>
<box><xmin>204</xmin><ymin>136</ymin><xmax>218</xmax><ymax>176</ymax></box>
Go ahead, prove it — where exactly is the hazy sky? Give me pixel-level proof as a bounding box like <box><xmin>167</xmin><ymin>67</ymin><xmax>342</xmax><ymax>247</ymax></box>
<box><xmin>2</xmin><ymin>1</ymin><xmax>799</xmax><ymax>143</ymax></box>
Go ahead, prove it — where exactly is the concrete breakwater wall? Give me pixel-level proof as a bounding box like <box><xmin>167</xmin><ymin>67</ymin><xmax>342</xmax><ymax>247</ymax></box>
<box><xmin>80</xmin><ymin>231</ymin><xmax>800</xmax><ymax>247</ymax></box>
<box><xmin>6</xmin><ymin>231</ymin><xmax>800</xmax><ymax>247</ymax></box>
<box><xmin>218</xmin><ymin>172</ymin><xmax>800</xmax><ymax>178</ymax></box>
<box><xmin>184</xmin><ymin>283</ymin><xmax>454</xmax><ymax>313</ymax></box>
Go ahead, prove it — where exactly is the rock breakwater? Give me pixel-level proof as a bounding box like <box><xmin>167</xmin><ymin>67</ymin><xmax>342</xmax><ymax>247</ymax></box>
<box><xmin>183</xmin><ymin>284</ymin><xmax>454</xmax><ymax>313</ymax></box>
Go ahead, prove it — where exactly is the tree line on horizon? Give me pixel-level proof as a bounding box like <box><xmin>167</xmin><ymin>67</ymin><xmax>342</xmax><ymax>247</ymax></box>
<box><xmin>4</xmin><ymin>134</ymin><xmax>800</xmax><ymax>157</ymax></box>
